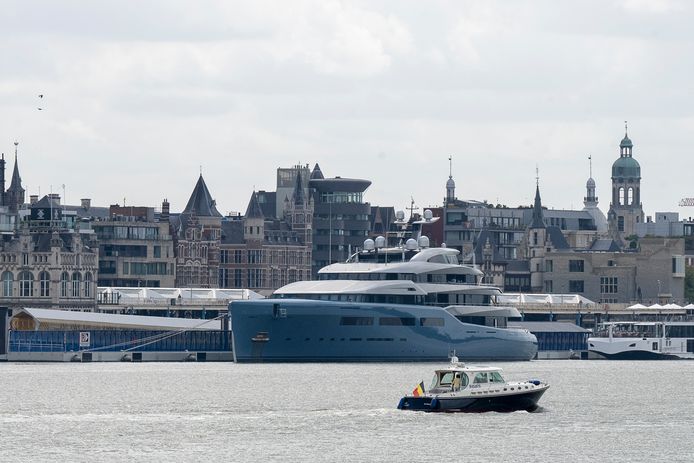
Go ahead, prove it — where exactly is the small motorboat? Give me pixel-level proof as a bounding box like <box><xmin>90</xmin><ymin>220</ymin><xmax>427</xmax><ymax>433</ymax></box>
<box><xmin>397</xmin><ymin>357</ymin><xmax>549</xmax><ymax>413</ymax></box>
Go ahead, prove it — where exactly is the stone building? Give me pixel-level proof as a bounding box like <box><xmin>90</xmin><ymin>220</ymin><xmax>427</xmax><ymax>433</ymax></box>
<box><xmin>171</xmin><ymin>175</ymin><xmax>222</xmax><ymax>288</ymax></box>
<box><xmin>0</xmin><ymin>195</ymin><xmax>99</xmax><ymax>311</ymax></box>
<box><xmin>607</xmin><ymin>127</ymin><xmax>645</xmax><ymax>242</ymax></box>
<box><xmin>218</xmin><ymin>180</ymin><xmax>312</xmax><ymax>296</ymax></box>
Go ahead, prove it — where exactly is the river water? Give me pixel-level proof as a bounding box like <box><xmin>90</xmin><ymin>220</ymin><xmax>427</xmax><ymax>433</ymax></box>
<box><xmin>0</xmin><ymin>360</ymin><xmax>692</xmax><ymax>462</ymax></box>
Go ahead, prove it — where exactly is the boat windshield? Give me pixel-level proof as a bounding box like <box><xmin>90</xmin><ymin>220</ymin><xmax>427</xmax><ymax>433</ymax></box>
<box><xmin>489</xmin><ymin>371</ymin><xmax>504</xmax><ymax>383</ymax></box>
<box><xmin>430</xmin><ymin>371</ymin><xmax>469</xmax><ymax>391</ymax></box>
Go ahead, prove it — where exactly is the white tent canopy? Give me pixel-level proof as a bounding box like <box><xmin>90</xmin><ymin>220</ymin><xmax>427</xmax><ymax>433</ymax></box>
<box><xmin>498</xmin><ymin>293</ymin><xmax>596</xmax><ymax>306</ymax></box>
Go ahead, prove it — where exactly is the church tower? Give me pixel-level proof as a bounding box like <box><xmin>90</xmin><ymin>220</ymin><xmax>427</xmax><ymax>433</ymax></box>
<box><xmin>284</xmin><ymin>170</ymin><xmax>313</xmax><ymax>249</ymax></box>
<box><xmin>583</xmin><ymin>156</ymin><xmax>608</xmax><ymax>233</ymax></box>
<box><xmin>607</xmin><ymin>123</ymin><xmax>644</xmax><ymax>241</ymax></box>
<box><xmin>445</xmin><ymin>155</ymin><xmax>456</xmax><ymax>206</ymax></box>
<box><xmin>528</xmin><ymin>173</ymin><xmax>547</xmax><ymax>292</ymax></box>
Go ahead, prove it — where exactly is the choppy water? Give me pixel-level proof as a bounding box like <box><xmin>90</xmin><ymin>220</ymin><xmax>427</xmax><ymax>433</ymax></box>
<box><xmin>0</xmin><ymin>360</ymin><xmax>692</xmax><ymax>462</ymax></box>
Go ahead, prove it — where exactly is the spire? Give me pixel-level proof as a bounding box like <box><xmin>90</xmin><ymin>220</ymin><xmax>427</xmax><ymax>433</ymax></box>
<box><xmin>182</xmin><ymin>174</ymin><xmax>222</xmax><ymax>217</ymax></box>
<box><xmin>244</xmin><ymin>191</ymin><xmax>265</xmax><ymax>219</ymax></box>
<box><xmin>585</xmin><ymin>155</ymin><xmax>597</xmax><ymax>206</ymax></box>
<box><xmin>292</xmin><ymin>170</ymin><xmax>306</xmax><ymax>206</ymax></box>
<box><xmin>446</xmin><ymin>155</ymin><xmax>456</xmax><ymax>202</ymax></box>
<box><xmin>530</xmin><ymin>172</ymin><xmax>545</xmax><ymax>229</ymax></box>
<box><xmin>8</xmin><ymin>142</ymin><xmax>22</xmax><ymax>192</ymax></box>
<box><xmin>620</xmin><ymin>120</ymin><xmax>633</xmax><ymax>152</ymax></box>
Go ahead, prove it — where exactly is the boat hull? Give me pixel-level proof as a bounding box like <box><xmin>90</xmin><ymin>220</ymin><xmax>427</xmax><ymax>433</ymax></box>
<box><xmin>230</xmin><ymin>299</ymin><xmax>538</xmax><ymax>363</ymax></box>
<box><xmin>397</xmin><ymin>387</ymin><xmax>548</xmax><ymax>413</ymax></box>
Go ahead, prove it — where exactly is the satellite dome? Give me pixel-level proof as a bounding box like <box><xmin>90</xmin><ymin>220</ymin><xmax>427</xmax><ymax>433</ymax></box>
<box><xmin>405</xmin><ymin>238</ymin><xmax>418</xmax><ymax>250</ymax></box>
<box><xmin>417</xmin><ymin>236</ymin><xmax>430</xmax><ymax>248</ymax></box>
<box><xmin>363</xmin><ymin>239</ymin><xmax>375</xmax><ymax>251</ymax></box>
<box><xmin>374</xmin><ymin>236</ymin><xmax>386</xmax><ymax>248</ymax></box>
<box><xmin>423</xmin><ymin>209</ymin><xmax>433</xmax><ymax>221</ymax></box>
<box><xmin>395</xmin><ymin>210</ymin><xmax>405</xmax><ymax>221</ymax></box>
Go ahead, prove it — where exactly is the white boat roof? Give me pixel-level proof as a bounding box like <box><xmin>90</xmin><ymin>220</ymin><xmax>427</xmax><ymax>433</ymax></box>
<box><xmin>319</xmin><ymin>261</ymin><xmax>481</xmax><ymax>276</ymax></box>
<box><xmin>436</xmin><ymin>363</ymin><xmax>503</xmax><ymax>374</ymax></box>
<box><xmin>446</xmin><ymin>305</ymin><xmax>522</xmax><ymax>318</ymax></box>
<box><xmin>274</xmin><ymin>279</ymin><xmax>428</xmax><ymax>296</ymax></box>
<box><xmin>14</xmin><ymin>308</ymin><xmax>223</xmax><ymax>331</ymax></box>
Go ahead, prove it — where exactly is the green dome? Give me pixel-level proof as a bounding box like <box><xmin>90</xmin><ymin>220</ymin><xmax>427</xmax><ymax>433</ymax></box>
<box><xmin>620</xmin><ymin>135</ymin><xmax>633</xmax><ymax>148</ymax></box>
<box><xmin>612</xmin><ymin>156</ymin><xmax>640</xmax><ymax>178</ymax></box>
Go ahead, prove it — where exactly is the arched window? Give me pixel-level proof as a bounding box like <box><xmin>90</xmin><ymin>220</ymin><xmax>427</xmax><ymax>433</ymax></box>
<box><xmin>618</xmin><ymin>187</ymin><xmax>625</xmax><ymax>206</ymax></box>
<box><xmin>39</xmin><ymin>271</ymin><xmax>50</xmax><ymax>297</ymax></box>
<box><xmin>72</xmin><ymin>272</ymin><xmax>82</xmax><ymax>298</ymax></box>
<box><xmin>61</xmin><ymin>272</ymin><xmax>70</xmax><ymax>298</ymax></box>
<box><xmin>2</xmin><ymin>271</ymin><xmax>13</xmax><ymax>297</ymax></box>
<box><xmin>627</xmin><ymin>187</ymin><xmax>634</xmax><ymax>206</ymax></box>
<box><xmin>84</xmin><ymin>272</ymin><xmax>92</xmax><ymax>298</ymax></box>
<box><xmin>19</xmin><ymin>271</ymin><xmax>33</xmax><ymax>297</ymax></box>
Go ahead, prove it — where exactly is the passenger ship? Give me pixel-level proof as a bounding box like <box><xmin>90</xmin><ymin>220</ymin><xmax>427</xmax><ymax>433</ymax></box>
<box><xmin>588</xmin><ymin>321</ymin><xmax>694</xmax><ymax>360</ymax></box>
<box><xmin>230</xmin><ymin>228</ymin><xmax>538</xmax><ymax>362</ymax></box>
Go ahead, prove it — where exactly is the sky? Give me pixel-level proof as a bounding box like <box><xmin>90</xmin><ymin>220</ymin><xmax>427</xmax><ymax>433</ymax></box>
<box><xmin>1</xmin><ymin>0</ymin><xmax>693</xmax><ymax>219</ymax></box>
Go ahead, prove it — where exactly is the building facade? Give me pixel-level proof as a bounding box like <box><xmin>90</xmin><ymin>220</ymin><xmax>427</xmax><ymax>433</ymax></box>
<box><xmin>91</xmin><ymin>205</ymin><xmax>175</xmax><ymax>288</ymax></box>
<box><xmin>218</xmin><ymin>185</ymin><xmax>312</xmax><ymax>296</ymax></box>
<box><xmin>0</xmin><ymin>195</ymin><xmax>99</xmax><ymax>311</ymax></box>
<box><xmin>172</xmin><ymin>175</ymin><xmax>223</xmax><ymax>288</ymax></box>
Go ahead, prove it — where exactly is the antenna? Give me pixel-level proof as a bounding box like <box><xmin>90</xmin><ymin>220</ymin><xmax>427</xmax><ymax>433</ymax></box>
<box><xmin>535</xmin><ymin>164</ymin><xmax>539</xmax><ymax>187</ymax></box>
<box><xmin>588</xmin><ymin>155</ymin><xmax>592</xmax><ymax>178</ymax></box>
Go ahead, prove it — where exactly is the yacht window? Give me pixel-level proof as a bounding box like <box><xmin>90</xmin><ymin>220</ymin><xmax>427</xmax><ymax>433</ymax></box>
<box><xmin>473</xmin><ymin>373</ymin><xmax>488</xmax><ymax>384</ymax></box>
<box><xmin>420</xmin><ymin>317</ymin><xmax>444</xmax><ymax>327</ymax></box>
<box><xmin>379</xmin><ymin>317</ymin><xmax>416</xmax><ymax>326</ymax></box>
<box><xmin>489</xmin><ymin>372</ymin><xmax>504</xmax><ymax>383</ymax></box>
<box><xmin>339</xmin><ymin>317</ymin><xmax>373</xmax><ymax>326</ymax></box>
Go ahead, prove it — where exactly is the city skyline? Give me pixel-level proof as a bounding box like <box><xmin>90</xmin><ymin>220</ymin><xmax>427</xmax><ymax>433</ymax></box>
<box><xmin>1</xmin><ymin>1</ymin><xmax>693</xmax><ymax>217</ymax></box>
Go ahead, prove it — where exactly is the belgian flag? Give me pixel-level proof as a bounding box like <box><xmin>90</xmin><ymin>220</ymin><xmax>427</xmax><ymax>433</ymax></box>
<box><xmin>412</xmin><ymin>381</ymin><xmax>425</xmax><ymax>397</ymax></box>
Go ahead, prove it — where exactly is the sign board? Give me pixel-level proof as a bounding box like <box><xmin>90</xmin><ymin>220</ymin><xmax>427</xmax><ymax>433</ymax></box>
<box><xmin>79</xmin><ymin>331</ymin><xmax>91</xmax><ymax>347</ymax></box>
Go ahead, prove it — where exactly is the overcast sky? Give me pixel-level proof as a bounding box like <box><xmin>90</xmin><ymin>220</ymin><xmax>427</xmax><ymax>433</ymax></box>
<box><xmin>1</xmin><ymin>0</ymin><xmax>693</xmax><ymax>219</ymax></box>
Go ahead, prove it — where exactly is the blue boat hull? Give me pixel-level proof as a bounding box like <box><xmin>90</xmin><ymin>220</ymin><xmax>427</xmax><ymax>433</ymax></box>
<box><xmin>229</xmin><ymin>299</ymin><xmax>538</xmax><ymax>362</ymax></box>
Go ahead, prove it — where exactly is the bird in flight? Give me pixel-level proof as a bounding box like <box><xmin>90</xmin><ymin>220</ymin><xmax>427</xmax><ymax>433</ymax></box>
<box><xmin>38</xmin><ymin>93</ymin><xmax>44</xmax><ymax>110</ymax></box>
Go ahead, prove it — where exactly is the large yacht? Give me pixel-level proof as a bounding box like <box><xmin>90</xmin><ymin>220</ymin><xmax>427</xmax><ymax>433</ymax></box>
<box><xmin>230</xmin><ymin>229</ymin><xmax>538</xmax><ymax>362</ymax></box>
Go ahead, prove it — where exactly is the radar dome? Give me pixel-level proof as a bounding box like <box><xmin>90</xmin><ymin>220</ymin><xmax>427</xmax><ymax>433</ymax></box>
<box><xmin>423</xmin><ymin>209</ymin><xmax>433</xmax><ymax>221</ymax></box>
<box><xmin>363</xmin><ymin>239</ymin><xmax>375</xmax><ymax>251</ymax></box>
<box><xmin>395</xmin><ymin>210</ymin><xmax>405</xmax><ymax>221</ymax></box>
<box><xmin>417</xmin><ymin>236</ymin><xmax>430</xmax><ymax>248</ymax></box>
<box><xmin>405</xmin><ymin>238</ymin><xmax>418</xmax><ymax>250</ymax></box>
<box><xmin>374</xmin><ymin>236</ymin><xmax>386</xmax><ymax>248</ymax></box>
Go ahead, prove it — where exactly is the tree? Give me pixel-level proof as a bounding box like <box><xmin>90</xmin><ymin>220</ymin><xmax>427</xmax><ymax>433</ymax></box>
<box><xmin>686</xmin><ymin>267</ymin><xmax>694</xmax><ymax>303</ymax></box>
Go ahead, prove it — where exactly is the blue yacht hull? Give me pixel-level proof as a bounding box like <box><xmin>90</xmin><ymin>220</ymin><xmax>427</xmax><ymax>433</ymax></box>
<box><xmin>229</xmin><ymin>299</ymin><xmax>538</xmax><ymax>362</ymax></box>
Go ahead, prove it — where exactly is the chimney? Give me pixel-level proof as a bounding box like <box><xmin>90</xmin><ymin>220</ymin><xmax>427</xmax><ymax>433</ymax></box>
<box><xmin>80</xmin><ymin>198</ymin><xmax>91</xmax><ymax>210</ymax></box>
<box><xmin>30</xmin><ymin>195</ymin><xmax>38</xmax><ymax>205</ymax></box>
<box><xmin>48</xmin><ymin>193</ymin><xmax>61</xmax><ymax>205</ymax></box>
<box><xmin>160</xmin><ymin>198</ymin><xmax>170</xmax><ymax>222</ymax></box>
